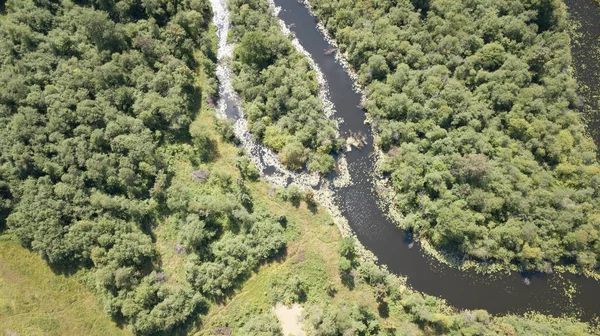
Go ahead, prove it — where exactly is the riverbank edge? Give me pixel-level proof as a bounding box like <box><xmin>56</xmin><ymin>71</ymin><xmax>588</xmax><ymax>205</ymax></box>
<box><xmin>208</xmin><ymin>0</ymin><xmax>598</xmax><ymax>329</ymax></box>
<box><xmin>210</xmin><ymin>0</ymin><xmax>383</xmax><ymax>271</ymax></box>
<box><xmin>299</xmin><ymin>0</ymin><xmax>600</xmax><ymax>281</ymax></box>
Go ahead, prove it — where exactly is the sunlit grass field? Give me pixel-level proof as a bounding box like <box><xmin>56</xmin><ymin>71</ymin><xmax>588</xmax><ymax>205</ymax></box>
<box><xmin>0</xmin><ymin>236</ymin><xmax>130</xmax><ymax>335</ymax></box>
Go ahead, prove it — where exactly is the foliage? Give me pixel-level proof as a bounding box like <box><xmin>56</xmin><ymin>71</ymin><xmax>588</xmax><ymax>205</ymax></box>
<box><xmin>0</xmin><ymin>0</ymin><xmax>284</xmax><ymax>334</ymax></box>
<box><xmin>275</xmin><ymin>184</ymin><xmax>303</xmax><ymax>207</ymax></box>
<box><xmin>303</xmin><ymin>301</ymin><xmax>381</xmax><ymax>336</ymax></box>
<box><xmin>239</xmin><ymin>313</ymin><xmax>283</xmax><ymax>336</ymax></box>
<box><xmin>215</xmin><ymin>117</ymin><xmax>237</xmax><ymax>143</ymax></box>
<box><xmin>310</xmin><ymin>0</ymin><xmax>600</xmax><ymax>272</ymax></box>
<box><xmin>236</xmin><ymin>155</ymin><xmax>260</xmax><ymax>180</ymax></box>
<box><xmin>269</xmin><ymin>272</ymin><xmax>307</xmax><ymax>305</ymax></box>
<box><xmin>228</xmin><ymin>0</ymin><xmax>340</xmax><ymax>173</ymax></box>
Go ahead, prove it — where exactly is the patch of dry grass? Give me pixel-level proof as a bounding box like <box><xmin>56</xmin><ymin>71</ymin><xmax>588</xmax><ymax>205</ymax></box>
<box><xmin>0</xmin><ymin>236</ymin><xmax>130</xmax><ymax>336</ymax></box>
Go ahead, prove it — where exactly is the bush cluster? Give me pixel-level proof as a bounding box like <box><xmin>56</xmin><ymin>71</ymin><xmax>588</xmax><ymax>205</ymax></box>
<box><xmin>228</xmin><ymin>0</ymin><xmax>341</xmax><ymax>173</ymax></box>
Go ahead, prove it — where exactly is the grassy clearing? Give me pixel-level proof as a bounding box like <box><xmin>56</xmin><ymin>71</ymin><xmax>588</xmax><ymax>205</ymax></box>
<box><xmin>164</xmin><ymin>108</ymin><xmax>402</xmax><ymax>335</ymax></box>
<box><xmin>0</xmin><ymin>235</ymin><xmax>129</xmax><ymax>336</ymax></box>
<box><xmin>193</xmin><ymin>188</ymin><xmax>383</xmax><ymax>335</ymax></box>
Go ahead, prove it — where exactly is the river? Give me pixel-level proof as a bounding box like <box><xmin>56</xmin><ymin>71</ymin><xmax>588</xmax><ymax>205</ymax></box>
<box><xmin>212</xmin><ymin>0</ymin><xmax>600</xmax><ymax>321</ymax></box>
<box><xmin>566</xmin><ymin>0</ymin><xmax>600</xmax><ymax>149</ymax></box>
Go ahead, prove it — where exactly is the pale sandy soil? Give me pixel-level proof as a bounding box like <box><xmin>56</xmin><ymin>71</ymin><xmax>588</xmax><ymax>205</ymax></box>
<box><xmin>273</xmin><ymin>303</ymin><xmax>305</xmax><ymax>336</ymax></box>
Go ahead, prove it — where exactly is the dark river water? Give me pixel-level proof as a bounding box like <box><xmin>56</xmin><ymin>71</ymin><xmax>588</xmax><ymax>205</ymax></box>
<box><xmin>271</xmin><ymin>0</ymin><xmax>600</xmax><ymax>321</ymax></box>
<box><xmin>566</xmin><ymin>0</ymin><xmax>600</xmax><ymax>147</ymax></box>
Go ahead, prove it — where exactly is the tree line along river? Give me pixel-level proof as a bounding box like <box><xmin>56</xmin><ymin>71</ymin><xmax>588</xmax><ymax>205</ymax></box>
<box><xmin>218</xmin><ymin>0</ymin><xmax>600</xmax><ymax>321</ymax></box>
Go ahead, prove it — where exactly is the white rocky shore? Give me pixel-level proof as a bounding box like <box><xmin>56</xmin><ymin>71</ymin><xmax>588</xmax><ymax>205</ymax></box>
<box><xmin>208</xmin><ymin>0</ymin><xmax>384</xmax><ymax>263</ymax></box>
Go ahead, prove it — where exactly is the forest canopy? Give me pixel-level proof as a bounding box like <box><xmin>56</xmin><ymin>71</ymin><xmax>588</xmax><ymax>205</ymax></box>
<box><xmin>228</xmin><ymin>0</ymin><xmax>341</xmax><ymax>174</ymax></box>
<box><xmin>0</xmin><ymin>0</ymin><xmax>284</xmax><ymax>334</ymax></box>
<box><xmin>0</xmin><ymin>0</ymin><xmax>599</xmax><ymax>334</ymax></box>
<box><xmin>309</xmin><ymin>0</ymin><xmax>600</xmax><ymax>273</ymax></box>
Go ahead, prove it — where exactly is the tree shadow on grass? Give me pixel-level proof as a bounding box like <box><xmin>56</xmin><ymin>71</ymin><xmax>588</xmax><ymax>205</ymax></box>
<box><xmin>377</xmin><ymin>301</ymin><xmax>389</xmax><ymax>318</ymax></box>
<box><xmin>0</xmin><ymin>182</ymin><xmax>12</xmax><ymax>235</ymax></box>
<box><xmin>341</xmin><ymin>271</ymin><xmax>355</xmax><ymax>290</ymax></box>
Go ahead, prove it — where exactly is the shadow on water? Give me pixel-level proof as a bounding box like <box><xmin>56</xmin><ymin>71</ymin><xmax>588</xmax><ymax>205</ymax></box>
<box><xmin>272</xmin><ymin>0</ymin><xmax>600</xmax><ymax>321</ymax></box>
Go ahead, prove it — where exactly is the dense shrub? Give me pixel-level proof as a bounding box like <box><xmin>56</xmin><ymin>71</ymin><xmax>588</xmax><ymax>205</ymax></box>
<box><xmin>0</xmin><ymin>0</ymin><xmax>284</xmax><ymax>334</ymax></box>
<box><xmin>228</xmin><ymin>0</ymin><xmax>341</xmax><ymax>173</ymax></box>
<box><xmin>239</xmin><ymin>313</ymin><xmax>283</xmax><ymax>336</ymax></box>
<box><xmin>304</xmin><ymin>301</ymin><xmax>381</xmax><ymax>336</ymax></box>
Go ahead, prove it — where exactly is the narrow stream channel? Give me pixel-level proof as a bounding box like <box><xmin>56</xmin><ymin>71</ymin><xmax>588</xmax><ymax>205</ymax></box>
<box><xmin>211</xmin><ymin>0</ymin><xmax>600</xmax><ymax>321</ymax></box>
